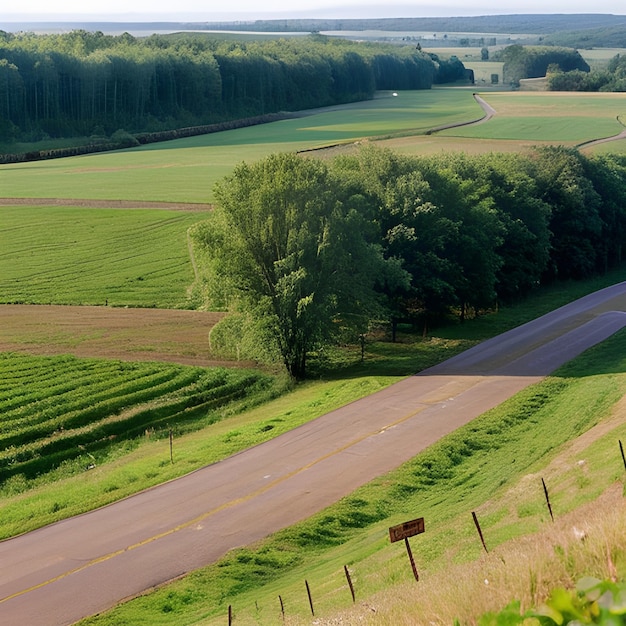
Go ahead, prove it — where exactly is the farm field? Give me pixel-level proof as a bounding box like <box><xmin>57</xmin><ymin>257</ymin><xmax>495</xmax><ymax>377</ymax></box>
<box><xmin>0</xmin><ymin>206</ymin><xmax>212</xmax><ymax>308</ymax></box>
<box><xmin>579</xmin><ymin>47</ymin><xmax>626</xmax><ymax>70</ymax></box>
<box><xmin>2</xmin><ymin>90</ymin><xmax>624</xmax><ymax>206</ymax></box>
<box><xmin>0</xmin><ymin>305</ymin><xmax>226</xmax><ymax>366</ymax></box>
<box><xmin>437</xmin><ymin>91</ymin><xmax>626</xmax><ymax>142</ymax></box>
<box><xmin>2</xmin><ymin>82</ymin><xmax>626</xmax><ymax>625</ymax></box>
<box><xmin>0</xmin><ymin>89</ymin><xmax>482</xmax><ymax>204</ymax></box>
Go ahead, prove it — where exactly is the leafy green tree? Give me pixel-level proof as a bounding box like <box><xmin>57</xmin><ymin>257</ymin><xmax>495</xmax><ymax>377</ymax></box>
<box><xmin>445</xmin><ymin>153</ymin><xmax>552</xmax><ymax>303</ymax></box>
<box><xmin>331</xmin><ymin>146</ymin><xmax>458</xmax><ymax>331</ymax></box>
<box><xmin>496</xmin><ymin>45</ymin><xmax>589</xmax><ymax>84</ymax></box>
<box><xmin>529</xmin><ymin>147</ymin><xmax>603</xmax><ymax>281</ymax></box>
<box><xmin>196</xmin><ymin>152</ymin><xmax>402</xmax><ymax>379</ymax></box>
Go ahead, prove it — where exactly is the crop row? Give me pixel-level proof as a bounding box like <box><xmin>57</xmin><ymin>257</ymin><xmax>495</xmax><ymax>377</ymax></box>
<box><xmin>0</xmin><ymin>361</ymin><xmax>168</xmax><ymax>415</ymax></box>
<box><xmin>0</xmin><ymin>208</ymin><xmax>210</xmax><ymax>308</ymax></box>
<box><xmin>0</xmin><ymin>353</ymin><xmax>272</xmax><ymax>487</ymax></box>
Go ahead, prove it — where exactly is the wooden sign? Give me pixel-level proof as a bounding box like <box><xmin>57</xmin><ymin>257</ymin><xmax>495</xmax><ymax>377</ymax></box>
<box><xmin>388</xmin><ymin>517</ymin><xmax>425</xmax><ymax>543</ymax></box>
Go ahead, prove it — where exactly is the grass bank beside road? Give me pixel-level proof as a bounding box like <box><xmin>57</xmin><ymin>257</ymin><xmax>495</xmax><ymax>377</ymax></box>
<box><xmin>76</xmin><ymin>318</ymin><xmax>626</xmax><ymax>626</ymax></box>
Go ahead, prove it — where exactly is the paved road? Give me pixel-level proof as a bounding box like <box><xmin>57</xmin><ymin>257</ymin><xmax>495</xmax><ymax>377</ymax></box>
<box><xmin>1</xmin><ymin>282</ymin><xmax>625</xmax><ymax>626</ymax></box>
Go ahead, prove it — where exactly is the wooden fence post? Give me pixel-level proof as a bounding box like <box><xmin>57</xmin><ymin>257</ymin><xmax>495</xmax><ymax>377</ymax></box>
<box><xmin>472</xmin><ymin>511</ymin><xmax>488</xmax><ymax>553</ymax></box>
<box><xmin>542</xmin><ymin>477</ymin><xmax>554</xmax><ymax>522</ymax></box>
<box><xmin>305</xmin><ymin>580</ymin><xmax>314</xmax><ymax>616</ymax></box>
<box><xmin>344</xmin><ymin>565</ymin><xmax>356</xmax><ymax>602</ymax></box>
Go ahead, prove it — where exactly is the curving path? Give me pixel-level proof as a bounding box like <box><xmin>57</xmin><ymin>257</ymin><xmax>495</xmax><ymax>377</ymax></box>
<box><xmin>0</xmin><ymin>282</ymin><xmax>625</xmax><ymax>625</ymax></box>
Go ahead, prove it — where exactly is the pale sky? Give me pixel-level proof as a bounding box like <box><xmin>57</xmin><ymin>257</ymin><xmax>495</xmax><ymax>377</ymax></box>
<box><xmin>2</xmin><ymin>0</ymin><xmax>625</xmax><ymax>21</ymax></box>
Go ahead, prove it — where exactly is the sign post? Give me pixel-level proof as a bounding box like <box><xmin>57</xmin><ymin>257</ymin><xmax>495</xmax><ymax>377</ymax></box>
<box><xmin>389</xmin><ymin>517</ymin><xmax>425</xmax><ymax>582</ymax></box>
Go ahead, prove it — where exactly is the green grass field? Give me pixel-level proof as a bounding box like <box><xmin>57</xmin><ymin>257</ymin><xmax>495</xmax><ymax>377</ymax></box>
<box><xmin>439</xmin><ymin>91</ymin><xmax>626</xmax><ymax>142</ymax></box>
<box><xmin>0</xmin><ymin>90</ymin><xmax>482</xmax><ymax>204</ymax></box>
<box><xmin>0</xmin><ymin>206</ymin><xmax>212</xmax><ymax>307</ymax></box>
<box><xmin>2</xmin><ymin>90</ymin><xmax>623</xmax><ymax>206</ymax></box>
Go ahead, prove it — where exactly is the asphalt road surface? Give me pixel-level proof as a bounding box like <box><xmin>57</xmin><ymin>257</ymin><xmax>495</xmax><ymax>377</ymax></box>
<box><xmin>1</xmin><ymin>282</ymin><xmax>625</xmax><ymax>626</ymax></box>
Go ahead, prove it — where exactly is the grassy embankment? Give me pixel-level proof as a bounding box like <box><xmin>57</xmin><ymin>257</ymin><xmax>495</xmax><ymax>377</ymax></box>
<box><xmin>73</xmin><ymin>282</ymin><xmax>626</xmax><ymax>626</ymax></box>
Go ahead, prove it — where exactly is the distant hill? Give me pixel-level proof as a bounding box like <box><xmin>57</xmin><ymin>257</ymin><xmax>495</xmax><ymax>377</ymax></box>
<box><xmin>207</xmin><ymin>14</ymin><xmax>626</xmax><ymax>35</ymax></box>
<box><xmin>543</xmin><ymin>25</ymin><xmax>626</xmax><ymax>48</ymax></box>
<box><xmin>4</xmin><ymin>14</ymin><xmax>626</xmax><ymax>51</ymax></box>
<box><xmin>4</xmin><ymin>14</ymin><xmax>626</xmax><ymax>37</ymax></box>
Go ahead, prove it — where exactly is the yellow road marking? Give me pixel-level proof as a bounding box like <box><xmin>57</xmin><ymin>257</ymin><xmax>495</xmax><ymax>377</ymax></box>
<box><xmin>0</xmin><ymin>377</ymin><xmax>478</xmax><ymax>604</ymax></box>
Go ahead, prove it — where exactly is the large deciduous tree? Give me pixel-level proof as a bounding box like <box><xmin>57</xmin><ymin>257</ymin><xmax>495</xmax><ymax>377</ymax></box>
<box><xmin>196</xmin><ymin>152</ymin><xmax>403</xmax><ymax>379</ymax></box>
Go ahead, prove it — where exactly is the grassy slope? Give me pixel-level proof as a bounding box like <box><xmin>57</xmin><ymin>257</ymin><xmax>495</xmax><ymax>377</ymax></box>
<box><xmin>76</xmin><ymin>323</ymin><xmax>626</xmax><ymax>626</ymax></box>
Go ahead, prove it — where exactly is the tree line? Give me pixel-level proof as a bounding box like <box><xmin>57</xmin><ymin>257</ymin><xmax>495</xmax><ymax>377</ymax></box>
<box><xmin>193</xmin><ymin>145</ymin><xmax>626</xmax><ymax>379</ymax></box>
<box><xmin>193</xmin><ymin>15</ymin><xmax>621</xmax><ymax>36</ymax></box>
<box><xmin>548</xmin><ymin>53</ymin><xmax>626</xmax><ymax>91</ymax></box>
<box><xmin>492</xmin><ymin>44</ymin><xmax>626</xmax><ymax>92</ymax></box>
<box><xmin>492</xmin><ymin>45</ymin><xmax>590</xmax><ymax>84</ymax></box>
<box><xmin>0</xmin><ymin>31</ymin><xmax>466</xmax><ymax>143</ymax></box>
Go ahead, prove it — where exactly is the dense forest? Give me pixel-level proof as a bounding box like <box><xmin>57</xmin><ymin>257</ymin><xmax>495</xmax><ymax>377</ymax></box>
<box><xmin>492</xmin><ymin>45</ymin><xmax>590</xmax><ymax>84</ymax></box>
<box><xmin>196</xmin><ymin>146</ymin><xmax>626</xmax><ymax>378</ymax></box>
<box><xmin>169</xmin><ymin>15</ymin><xmax>625</xmax><ymax>36</ymax></box>
<box><xmin>0</xmin><ymin>31</ymin><xmax>467</xmax><ymax>144</ymax></box>
<box><xmin>548</xmin><ymin>53</ymin><xmax>626</xmax><ymax>91</ymax></box>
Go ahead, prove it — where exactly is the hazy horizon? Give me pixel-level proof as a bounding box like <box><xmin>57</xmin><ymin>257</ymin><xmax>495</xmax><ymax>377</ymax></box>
<box><xmin>2</xmin><ymin>1</ymin><xmax>625</xmax><ymax>23</ymax></box>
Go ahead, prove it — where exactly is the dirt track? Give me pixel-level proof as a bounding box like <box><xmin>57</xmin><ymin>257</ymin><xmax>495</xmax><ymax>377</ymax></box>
<box><xmin>0</xmin><ymin>282</ymin><xmax>624</xmax><ymax>626</ymax></box>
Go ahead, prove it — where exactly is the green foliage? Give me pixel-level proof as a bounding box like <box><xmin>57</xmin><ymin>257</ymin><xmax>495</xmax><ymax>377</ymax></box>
<box><xmin>495</xmin><ymin>45</ymin><xmax>590</xmax><ymax>84</ymax></box>
<box><xmin>330</xmin><ymin>145</ymin><xmax>626</xmax><ymax>324</ymax></box>
<box><xmin>198</xmin><ymin>152</ymin><xmax>407</xmax><ymax>379</ymax></box>
<box><xmin>0</xmin><ymin>31</ymin><xmax>440</xmax><ymax>143</ymax></box>
<box><xmin>478</xmin><ymin>578</ymin><xmax>626</xmax><ymax>625</ymax></box>
<box><xmin>548</xmin><ymin>53</ymin><xmax>626</xmax><ymax>92</ymax></box>
<box><xmin>207</xmin><ymin>312</ymin><xmax>282</xmax><ymax>365</ymax></box>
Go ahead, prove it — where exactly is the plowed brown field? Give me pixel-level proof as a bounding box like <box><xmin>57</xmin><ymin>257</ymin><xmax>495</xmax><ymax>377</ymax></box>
<box><xmin>0</xmin><ymin>304</ymin><xmax>233</xmax><ymax>367</ymax></box>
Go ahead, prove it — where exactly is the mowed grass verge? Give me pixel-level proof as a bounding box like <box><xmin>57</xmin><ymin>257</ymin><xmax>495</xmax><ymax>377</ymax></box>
<box><xmin>75</xmin><ymin>327</ymin><xmax>626</xmax><ymax>626</ymax></box>
<box><xmin>0</xmin><ymin>206</ymin><xmax>211</xmax><ymax>307</ymax></box>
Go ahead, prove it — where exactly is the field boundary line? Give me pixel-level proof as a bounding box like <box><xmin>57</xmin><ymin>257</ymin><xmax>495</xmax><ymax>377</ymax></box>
<box><xmin>0</xmin><ymin>198</ymin><xmax>213</xmax><ymax>211</ymax></box>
